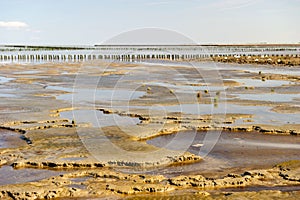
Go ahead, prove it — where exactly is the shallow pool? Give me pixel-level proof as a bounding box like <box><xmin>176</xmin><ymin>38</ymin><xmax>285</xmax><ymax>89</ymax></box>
<box><xmin>0</xmin><ymin>76</ymin><xmax>14</xmax><ymax>84</ymax></box>
<box><xmin>0</xmin><ymin>129</ymin><xmax>27</xmax><ymax>149</ymax></box>
<box><xmin>0</xmin><ymin>166</ymin><xmax>65</xmax><ymax>186</ymax></box>
<box><xmin>147</xmin><ymin>82</ymin><xmax>226</xmax><ymax>93</ymax></box>
<box><xmin>47</xmin><ymin>85</ymin><xmax>146</xmax><ymax>105</ymax></box>
<box><xmin>147</xmin><ymin>131</ymin><xmax>300</xmax><ymax>175</ymax></box>
<box><xmin>60</xmin><ymin>110</ymin><xmax>140</xmax><ymax>127</ymax></box>
<box><xmin>236</xmin><ymin>93</ymin><xmax>300</xmax><ymax>102</ymax></box>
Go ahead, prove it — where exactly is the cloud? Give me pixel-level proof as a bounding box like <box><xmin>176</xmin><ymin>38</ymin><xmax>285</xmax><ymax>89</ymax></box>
<box><xmin>0</xmin><ymin>21</ymin><xmax>29</xmax><ymax>29</ymax></box>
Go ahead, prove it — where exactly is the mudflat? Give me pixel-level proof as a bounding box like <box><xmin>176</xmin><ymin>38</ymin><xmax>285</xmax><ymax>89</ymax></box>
<box><xmin>0</xmin><ymin>60</ymin><xmax>299</xmax><ymax>199</ymax></box>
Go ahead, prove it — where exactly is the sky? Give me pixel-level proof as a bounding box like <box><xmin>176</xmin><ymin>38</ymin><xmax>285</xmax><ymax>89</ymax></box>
<box><xmin>0</xmin><ymin>0</ymin><xmax>300</xmax><ymax>45</ymax></box>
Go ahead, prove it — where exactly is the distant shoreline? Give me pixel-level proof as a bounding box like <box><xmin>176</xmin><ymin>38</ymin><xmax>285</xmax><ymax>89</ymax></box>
<box><xmin>0</xmin><ymin>44</ymin><xmax>299</xmax><ymax>66</ymax></box>
<box><xmin>1</xmin><ymin>43</ymin><xmax>300</xmax><ymax>51</ymax></box>
<box><xmin>191</xmin><ymin>55</ymin><xmax>300</xmax><ymax>67</ymax></box>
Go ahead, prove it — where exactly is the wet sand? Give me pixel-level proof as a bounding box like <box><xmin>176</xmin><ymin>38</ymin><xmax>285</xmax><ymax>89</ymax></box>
<box><xmin>0</xmin><ymin>60</ymin><xmax>299</xmax><ymax>199</ymax></box>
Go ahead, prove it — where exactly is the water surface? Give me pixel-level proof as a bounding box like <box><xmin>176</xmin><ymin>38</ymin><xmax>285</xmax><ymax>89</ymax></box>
<box><xmin>0</xmin><ymin>76</ymin><xmax>14</xmax><ymax>84</ymax></box>
<box><xmin>236</xmin><ymin>93</ymin><xmax>300</xmax><ymax>102</ymax></box>
<box><xmin>47</xmin><ymin>86</ymin><xmax>145</xmax><ymax>105</ymax></box>
<box><xmin>147</xmin><ymin>131</ymin><xmax>300</xmax><ymax>176</ymax></box>
<box><xmin>0</xmin><ymin>166</ymin><xmax>65</xmax><ymax>186</ymax></box>
<box><xmin>0</xmin><ymin>129</ymin><xmax>27</xmax><ymax>148</ymax></box>
<box><xmin>61</xmin><ymin>110</ymin><xmax>140</xmax><ymax>127</ymax></box>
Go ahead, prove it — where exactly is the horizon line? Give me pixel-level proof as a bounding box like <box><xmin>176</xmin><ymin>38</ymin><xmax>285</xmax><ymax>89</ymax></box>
<box><xmin>1</xmin><ymin>43</ymin><xmax>300</xmax><ymax>48</ymax></box>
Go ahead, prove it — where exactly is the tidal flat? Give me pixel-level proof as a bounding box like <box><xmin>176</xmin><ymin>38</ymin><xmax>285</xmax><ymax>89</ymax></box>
<box><xmin>0</xmin><ymin>60</ymin><xmax>299</xmax><ymax>199</ymax></box>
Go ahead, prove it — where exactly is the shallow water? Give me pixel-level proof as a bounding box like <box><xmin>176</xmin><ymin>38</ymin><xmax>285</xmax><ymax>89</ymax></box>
<box><xmin>60</xmin><ymin>110</ymin><xmax>140</xmax><ymax>127</ymax></box>
<box><xmin>0</xmin><ymin>88</ymin><xmax>17</xmax><ymax>98</ymax></box>
<box><xmin>13</xmin><ymin>70</ymin><xmax>41</xmax><ymax>75</ymax></box>
<box><xmin>147</xmin><ymin>81</ymin><xmax>226</xmax><ymax>93</ymax></box>
<box><xmin>47</xmin><ymin>86</ymin><xmax>146</xmax><ymax>105</ymax></box>
<box><xmin>0</xmin><ymin>129</ymin><xmax>27</xmax><ymax>148</ymax></box>
<box><xmin>147</xmin><ymin>131</ymin><xmax>300</xmax><ymax>176</ymax></box>
<box><xmin>129</xmin><ymin>103</ymin><xmax>299</xmax><ymax>125</ymax></box>
<box><xmin>0</xmin><ymin>93</ymin><xmax>16</xmax><ymax>98</ymax></box>
<box><xmin>236</xmin><ymin>93</ymin><xmax>300</xmax><ymax>102</ymax></box>
<box><xmin>0</xmin><ymin>76</ymin><xmax>14</xmax><ymax>84</ymax></box>
<box><xmin>0</xmin><ymin>166</ymin><xmax>65</xmax><ymax>186</ymax></box>
<box><xmin>138</xmin><ymin>60</ymin><xmax>300</xmax><ymax>76</ymax></box>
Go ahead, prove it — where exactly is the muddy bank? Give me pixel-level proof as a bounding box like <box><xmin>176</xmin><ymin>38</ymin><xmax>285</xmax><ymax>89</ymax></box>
<box><xmin>1</xmin><ymin>160</ymin><xmax>300</xmax><ymax>199</ymax></box>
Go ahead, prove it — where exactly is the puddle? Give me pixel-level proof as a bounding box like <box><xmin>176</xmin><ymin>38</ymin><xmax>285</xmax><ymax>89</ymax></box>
<box><xmin>148</xmin><ymin>82</ymin><xmax>226</xmax><ymax>93</ymax></box>
<box><xmin>69</xmin><ymin>176</ymin><xmax>91</xmax><ymax>189</ymax></box>
<box><xmin>136</xmin><ymin>60</ymin><xmax>219</xmax><ymax>71</ymax></box>
<box><xmin>47</xmin><ymin>86</ymin><xmax>146</xmax><ymax>105</ymax></box>
<box><xmin>156</xmin><ymin>103</ymin><xmax>224</xmax><ymax>115</ymax></box>
<box><xmin>0</xmin><ymin>93</ymin><xmax>16</xmax><ymax>98</ymax></box>
<box><xmin>0</xmin><ymin>88</ymin><xmax>17</xmax><ymax>98</ymax></box>
<box><xmin>13</xmin><ymin>70</ymin><xmax>41</xmax><ymax>75</ymax></box>
<box><xmin>68</xmin><ymin>177</ymin><xmax>89</xmax><ymax>190</ymax></box>
<box><xmin>0</xmin><ymin>129</ymin><xmax>27</xmax><ymax>148</ymax></box>
<box><xmin>0</xmin><ymin>88</ymin><xmax>16</xmax><ymax>92</ymax></box>
<box><xmin>68</xmin><ymin>183</ymin><xmax>87</xmax><ymax>190</ymax></box>
<box><xmin>147</xmin><ymin>131</ymin><xmax>300</xmax><ymax>176</ymax></box>
<box><xmin>46</xmin><ymin>85</ymin><xmax>73</xmax><ymax>92</ymax></box>
<box><xmin>226</xmin><ymin>78</ymin><xmax>291</xmax><ymax>87</ymax></box>
<box><xmin>60</xmin><ymin>110</ymin><xmax>140</xmax><ymax>127</ymax></box>
<box><xmin>0</xmin><ymin>165</ymin><xmax>65</xmax><ymax>186</ymax></box>
<box><xmin>235</xmin><ymin>93</ymin><xmax>300</xmax><ymax>102</ymax></box>
<box><xmin>0</xmin><ymin>76</ymin><xmax>14</xmax><ymax>84</ymax></box>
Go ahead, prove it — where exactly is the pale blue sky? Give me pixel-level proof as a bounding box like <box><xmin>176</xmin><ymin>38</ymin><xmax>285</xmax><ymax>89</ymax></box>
<box><xmin>0</xmin><ymin>0</ymin><xmax>299</xmax><ymax>45</ymax></box>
